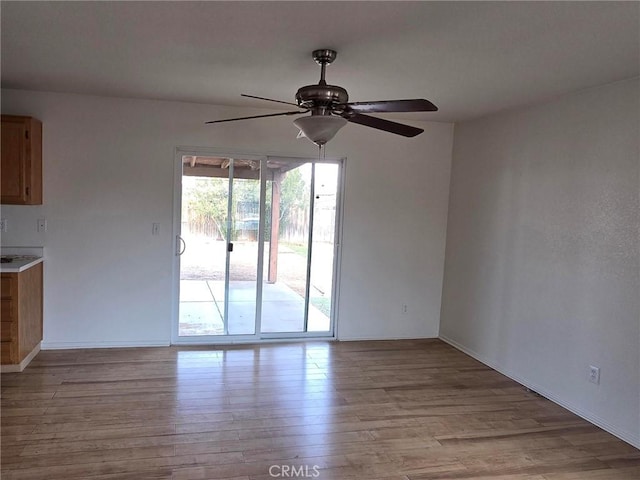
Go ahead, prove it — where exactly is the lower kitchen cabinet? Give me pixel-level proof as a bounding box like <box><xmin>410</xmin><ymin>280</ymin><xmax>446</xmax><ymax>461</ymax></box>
<box><xmin>1</xmin><ymin>262</ymin><xmax>43</xmax><ymax>372</ymax></box>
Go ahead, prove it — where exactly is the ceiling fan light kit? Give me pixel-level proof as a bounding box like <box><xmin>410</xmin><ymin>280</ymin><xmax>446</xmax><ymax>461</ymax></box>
<box><xmin>206</xmin><ymin>49</ymin><xmax>438</xmax><ymax>147</ymax></box>
<box><xmin>293</xmin><ymin>115</ymin><xmax>348</xmax><ymax>146</ymax></box>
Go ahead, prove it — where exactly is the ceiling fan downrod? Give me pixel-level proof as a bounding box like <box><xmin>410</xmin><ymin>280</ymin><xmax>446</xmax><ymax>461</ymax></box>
<box><xmin>312</xmin><ymin>49</ymin><xmax>337</xmax><ymax>85</ymax></box>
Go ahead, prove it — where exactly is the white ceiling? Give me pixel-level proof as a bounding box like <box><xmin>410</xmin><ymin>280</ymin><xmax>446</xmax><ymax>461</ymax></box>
<box><xmin>2</xmin><ymin>1</ymin><xmax>638</xmax><ymax>122</ymax></box>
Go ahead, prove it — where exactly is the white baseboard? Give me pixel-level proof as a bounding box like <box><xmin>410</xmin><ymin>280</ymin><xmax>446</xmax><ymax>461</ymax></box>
<box><xmin>337</xmin><ymin>334</ymin><xmax>439</xmax><ymax>341</ymax></box>
<box><xmin>439</xmin><ymin>334</ymin><xmax>640</xmax><ymax>449</ymax></box>
<box><xmin>41</xmin><ymin>340</ymin><xmax>170</xmax><ymax>350</ymax></box>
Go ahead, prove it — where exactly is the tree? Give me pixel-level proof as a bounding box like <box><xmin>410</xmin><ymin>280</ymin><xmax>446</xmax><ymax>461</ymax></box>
<box><xmin>185</xmin><ymin>177</ymin><xmax>228</xmax><ymax>239</ymax></box>
<box><xmin>279</xmin><ymin>168</ymin><xmax>308</xmax><ymax>229</ymax></box>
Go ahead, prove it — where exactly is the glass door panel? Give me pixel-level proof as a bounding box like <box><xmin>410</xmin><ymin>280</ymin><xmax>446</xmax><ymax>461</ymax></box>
<box><xmin>179</xmin><ymin>174</ymin><xmax>228</xmax><ymax>336</ymax></box>
<box><xmin>178</xmin><ymin>156</ymin><xmax>261</xmax><ymax>337</ymax></box>
<box><xmin>227</xmin><ymin>167</ymin><xmax>260</xmax><ymax>335</ymax></box>
<box><xmin>261</xmin><ymin>162</ymin><xmax>312</xmax><ymax>333</ymax></box>
<box><xmin>307</xmin><ymin>163</ymin><xmax>339</xmax><ymax>332</ymax></box>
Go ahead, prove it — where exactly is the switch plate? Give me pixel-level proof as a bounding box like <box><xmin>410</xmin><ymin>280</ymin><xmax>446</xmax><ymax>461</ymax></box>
<box><xmin>37</xmin><ymin>218</ymin><xmax>47</xmax><ymax>233</ymax></box>
<box><xmin>152</xmin><ymin>223</ymin><xmax>160</xmax><ymax>236</ymax></box>
<box><xmin>0</xmin><ymin>219</ymin><xmax>7</xmax><ymax>232</ymax></box>
<box><xmin>589</xmin><ymin>365</ymin><xmax>600</xmax><ymax>385</ymax></box>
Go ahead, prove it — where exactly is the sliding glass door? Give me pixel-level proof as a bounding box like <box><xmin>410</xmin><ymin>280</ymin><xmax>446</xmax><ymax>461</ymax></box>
<box><xmin>174</xmin><ymin>151</ymin><xmax>342</xmax><ymax>343</ymax></box>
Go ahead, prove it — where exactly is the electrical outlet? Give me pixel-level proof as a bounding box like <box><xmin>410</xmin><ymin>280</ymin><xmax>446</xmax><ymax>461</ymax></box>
<box><xmin>589</xmin><ymin>365</ymin><xmax>600</xmax><ymax>385</ymax></box>
<box><xmin>401</xmin><ymin>304</ymin><xmax>408</xmax><ymax>314</ymax></box>
<box><xmin>152</xmin><ymin>223</ymin><xmax>160</xmax><ymax>236</ymax></box>
<box><xmin>0</xmin><ymin>219</ymin><xmax>7</xmax><ymax>232</ymax></box>
<box><xmin>37</xmin><ymin>218</ymin><xmax>47</xmax><ymax>233</ymax></box>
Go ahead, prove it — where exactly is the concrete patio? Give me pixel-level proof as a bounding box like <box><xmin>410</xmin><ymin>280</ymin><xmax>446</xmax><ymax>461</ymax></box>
<box><xmin>179</xmin><ymin>280</ymin><xmax>330</xmax><ymax>336</ymax></box>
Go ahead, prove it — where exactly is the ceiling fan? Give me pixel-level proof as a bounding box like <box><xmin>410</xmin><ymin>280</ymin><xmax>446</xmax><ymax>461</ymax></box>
<box><xmin>206</xmin><ymin>49</ymin><xmax>438</xmax><ymax>146</ymax></box>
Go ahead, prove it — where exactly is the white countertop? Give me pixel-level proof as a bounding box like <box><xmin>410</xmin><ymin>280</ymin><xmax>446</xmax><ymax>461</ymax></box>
<box><xmin>0</xmin><ymin>247</ymin><xmax>45</xmax><ymax>273</ymax></box>
<box><xmin>0</xmin><ymin>256</ymin><xmax>44</xmax><ymax>273</ymax></box>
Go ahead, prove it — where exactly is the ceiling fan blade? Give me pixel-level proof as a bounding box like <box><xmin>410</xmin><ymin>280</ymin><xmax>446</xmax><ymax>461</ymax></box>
<box><xmin>342</xmin><ymin>99</ymin><xmax>438</xmax><ymax>113</ymax></box>
<box><xmin>205</xmin><ymin>110</ymin><xmax>307</xmax><ymax>124</ymax></box>
<box><xmin>344</xmin><ymin>112</ymin><xmax>424</xmax><ymax>137</ymax></box>
<box><xmin>241</xmin><ymin>94</ymin><xmax>300</xmax><ymax>107</ymax></box>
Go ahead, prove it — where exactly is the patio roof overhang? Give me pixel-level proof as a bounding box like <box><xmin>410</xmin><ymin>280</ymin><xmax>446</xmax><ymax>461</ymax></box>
<box><xmin>182</xmin><ymin>156</ymin><xmax>302</xmax><ymax>180</ymax></box>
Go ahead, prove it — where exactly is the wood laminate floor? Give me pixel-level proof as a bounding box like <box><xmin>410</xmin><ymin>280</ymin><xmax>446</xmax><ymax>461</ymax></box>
<box><xmin>1</xmin><ymin>339</ymin><xmax>638</xmax><ymax>479</ymax></box>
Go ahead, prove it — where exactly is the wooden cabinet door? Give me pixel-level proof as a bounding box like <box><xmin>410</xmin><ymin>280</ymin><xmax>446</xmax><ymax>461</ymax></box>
<box><xmin>0</xmin><ymin>274</ymin><xmax>18</xmax><ymax>364</ymax></box>
<box><xmin>1</xmin><ymin>115</ymin><xmax>42</xmax><ymax>205</ymax></box>
<box><xmin>1</xmin><ymin>119</ymin><xmax>27</xmax><ymax>203</ymax></box>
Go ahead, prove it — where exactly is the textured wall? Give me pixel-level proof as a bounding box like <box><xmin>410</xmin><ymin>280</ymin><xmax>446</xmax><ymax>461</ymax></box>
<box><xmin>440</xmin><ymin>78</ymin><xmax>640</xmax><ymax>446</ymax></box>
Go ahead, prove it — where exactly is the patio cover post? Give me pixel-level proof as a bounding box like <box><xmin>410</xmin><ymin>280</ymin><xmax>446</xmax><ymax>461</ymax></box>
<box><xmin>267</xmin><ymin>172</ymin><xmax>283</xmax><ymax>283</ymax></box>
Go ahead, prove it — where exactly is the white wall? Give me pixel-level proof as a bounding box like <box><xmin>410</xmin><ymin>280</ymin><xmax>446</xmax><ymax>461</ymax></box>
<box><xmin>440</xmin><ymin>78</ymin><xmax>640</xmax><ymax>447</ymax></box>
<box><xmin>0</xmin><ymin>89</ymin><xmax>453</xmax><ymax>347</ymax></box>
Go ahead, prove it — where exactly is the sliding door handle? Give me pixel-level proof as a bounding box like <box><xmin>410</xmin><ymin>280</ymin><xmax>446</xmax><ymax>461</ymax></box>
<box><xmin>177</xmin><ymin>235</ymin><xmax>186</xmax><ymax>256</ymax></box>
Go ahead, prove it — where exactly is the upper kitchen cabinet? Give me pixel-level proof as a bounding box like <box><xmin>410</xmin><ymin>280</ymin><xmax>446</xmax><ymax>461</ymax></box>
<box><xmin>1</xmin><ymin>115</ymin><xmax>42</xmax><ymax>205</ymax></box>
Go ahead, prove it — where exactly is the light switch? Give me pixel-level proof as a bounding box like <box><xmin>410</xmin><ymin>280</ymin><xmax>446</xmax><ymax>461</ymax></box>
<box><xmin>152</xmin><ymin>223</ymin><xmax>160</xmax><ymax>236</ymax></box>
<box><xmin>37</xmin><ymin>218</ymin><xmax>47</xmax><ymax>232</ymax></box>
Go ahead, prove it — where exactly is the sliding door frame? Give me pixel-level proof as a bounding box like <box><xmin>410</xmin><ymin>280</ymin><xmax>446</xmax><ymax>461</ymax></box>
<box><xmin>171</xmin><ymin>146</ymin><xmax>345</xmax><ymax>345</ymax></box>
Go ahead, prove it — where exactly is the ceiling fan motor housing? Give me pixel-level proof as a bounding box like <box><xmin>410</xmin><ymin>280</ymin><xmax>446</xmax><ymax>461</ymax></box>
<box><xmin>295</xmin><ymin>84</ymin><xmax>348</xmax><ymax>111</ymax></box>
